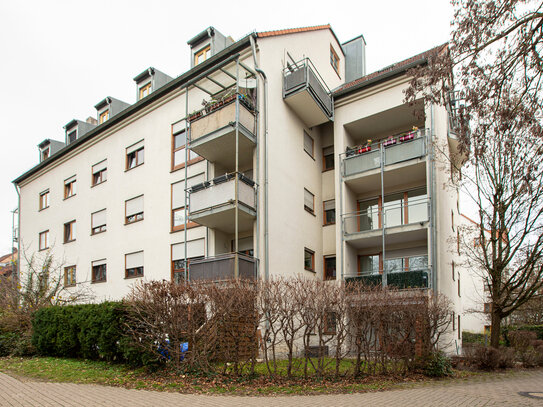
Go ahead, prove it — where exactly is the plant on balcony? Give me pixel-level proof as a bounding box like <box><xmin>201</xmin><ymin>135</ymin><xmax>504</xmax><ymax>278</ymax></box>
<box><xmin>383</xmin><ymin>136</ymin><xmax>397</xmax><ymax>147</ymax></box>
<box><xmin>188</xmin><ymin>110</ymin><xmax>203</xmax><ymax>122</ymax></box>
<box><xmin>399</xmin><ymin>126</ymin><xmax>418</xmax><ymax>142</ymax></box>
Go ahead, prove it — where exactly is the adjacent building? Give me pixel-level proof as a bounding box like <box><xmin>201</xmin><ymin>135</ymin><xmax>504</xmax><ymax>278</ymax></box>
<box><xmin>13</xmin><ymin>24</ymin><xmax>481</xmax><ymax>349</ymax></box>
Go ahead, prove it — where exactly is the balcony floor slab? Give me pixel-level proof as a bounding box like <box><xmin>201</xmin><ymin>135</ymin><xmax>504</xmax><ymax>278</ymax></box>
<box><xmin>344</xmin><ymin>222</ymin><xmax>429</xmax><ymax>249</ymax></box>
<box><xmin>190</xmin><ymin>203</ymin><xmax>256</xmax><ymax>234</ymax></box>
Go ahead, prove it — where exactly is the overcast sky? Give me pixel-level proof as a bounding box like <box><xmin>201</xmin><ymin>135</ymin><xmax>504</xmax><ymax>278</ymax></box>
<box><xmin>0</xmin><ymin>0</ymin><xmax>453</xmax><ymax>255</ymax></box>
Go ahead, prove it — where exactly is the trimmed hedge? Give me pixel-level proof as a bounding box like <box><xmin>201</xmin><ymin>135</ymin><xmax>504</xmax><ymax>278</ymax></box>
<box><xmin>31</xmin><ymin>302</ymin><xmax>149</xmax><ymax>365</ymax></box>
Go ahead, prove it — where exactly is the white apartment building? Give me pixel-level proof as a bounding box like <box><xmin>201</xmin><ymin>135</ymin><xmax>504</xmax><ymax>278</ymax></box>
<box><xmin>13</xmin><ymin>25</ymin><xmax>480</xmax><ymax>345</ymax></box>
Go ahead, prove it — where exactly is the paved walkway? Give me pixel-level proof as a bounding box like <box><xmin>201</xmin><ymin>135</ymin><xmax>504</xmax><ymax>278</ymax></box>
<box><xmin>1</xmin><ymin>370</ymin><xmax>543</xmax><ymax>406</ymax></box>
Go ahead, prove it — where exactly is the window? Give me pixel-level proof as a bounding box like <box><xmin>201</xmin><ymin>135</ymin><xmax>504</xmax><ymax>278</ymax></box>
<box><xmin>41</xmin><ymin>147</ymin><xmax>50</xmax><ymax>161</ymax></box>
<box><xmin>64</xmin><ymin>220</ymin><xmax>76</xmax><ymax>243</ymax></box>
<box><xmin>92</xmin><ymin>160</ymin><xmax>107</xmax><ymax>186</ymax></box>
<box><xmin>39</xmin><ymin>230</ymin><xmax>49</xmax><ymax>251</ymax></box>
<box><xmin>171</xmin><ymin>239</ymin><xmax>205</xmax><ymax>283</ymax></box>
<box><xmin>458</xmin><ymin>315</ymin><xmax>461</xmax><ymax>339</ymax></box>
<box><xmin>484</xmin><ymin>325</ymin><xmax>491</xmax><ymax>335</ymax></box>
<box><xmin>458</xmin><ymin>276</ymin><xmax>461</xmax><ymax>297</ymax></box>
<box><xmin>323</xmin><ymin>200</ymin><xmax>335</xmax><ymax>225</ymax></box>
<box><xmin>452</xmin><ymin>311</ymin><xmax>456</xmax><ymax>330</ymax></box>
<box><xmin>484</xmin><ymin>303</ymin><xmax>492</xmax><ymax>313</ymax></box>
<box><xmin>303</xmin><ymin>130</ymin><xmax>314</xmax><ymax>158</ymax></box>
<box><xmin>304</xmin><ymin>248</ymin><xmax>315</xmax><ymax>272</ymax></box>
<box><xmin>323</xmin><ymin>146</ymin><xmax>334</xmax><ymax>171</ymax></box>
<box><xmin>64</xmin><ymin>176</ymin><xmax>76</xmax><ymax>199</ymax></box>
<box><xmin>39</xmin><ymin>190</ymin><xmax>49</xmax><ymax>210</ymax></box>
<box><xmin>324</xmin><ymin>311</ymin><xmax>337</xmax><ymax>335</ymax></box>
<box><xmin>91</xmin><ymin>209</ymin><xmax>107</xmax><ymax>235</ymax></box>
<box><xmin>330</xmin><ymin>45</ymin><xmax>340</xmax><ymax>75</ymax></box>
<box><xmin>324</xmin><ymin>256</ymin><xmax>336</xmax><ymax>280</ymax></box>
<box><xmin>451</xmin><ymin>210</ymin><xmax>455</xmax><ymax>232</ymax></box>
<box><xmin>126</xmin><ymin>141</ymin><xmax>144</xmax><ymax>170</ymax></box>
<box><xmin>125</xmin><ymin>251</ymin><xmax>144</xmax><ymax>278</ymax></box>
<box><xmin>304</xmin><ymin>188</ymin><xmax>315</xmax><ymax>214</ymax></box>
<box><xmin>172</xmin><ymin>176</ymin><xmax>203</xmax><ymax>231</ymax></box>
<box><xmin>99</xmin><ymin>110</ymin><xmax>109</xmax><ymax>124</ymax></box>
<box><xmin>64</xmin><ymin>266</ymin><xmax>76</xmax><ymax>287</ymax></box>
<box><xmin>67</xmin><ymin>131</ymin><xmax>77</xmax><ymax>144</ymax></box>
<box><xmin>359</xmin><ymin>254</ymin><xmax>380</xmax><ymax>275</ymax></box>
<box><xmin>139</xmin><ymin>82</ymin><xmax>151</xmax><ymax>99</ymax></box>
<box><xmin>172</xmin><ymin>129</ymin><xmax>201</xmax><ymax>170</ymax></box>
<box><xmin>125</xmin><ymin>195</ymin><xmax>144</xmax><ymax>224</ymax></box>
<box><xmin>452</xmin><ymin>261</ymin><xmax>455</xmax><ymax>281</ymax></box>
<box><xmin>92</xmin><ymin>259</ymin><xmax>106</xmax><ymax>283</ymax></box>
<box><xmin>194</xmin><ymin>45</ymin><xmax>211</xmax><ymax>65</ymax></box>
<box><xmin>457</xmin><ymin>230</ymin><xmax>461</xmax><ymax>254</ymax></box>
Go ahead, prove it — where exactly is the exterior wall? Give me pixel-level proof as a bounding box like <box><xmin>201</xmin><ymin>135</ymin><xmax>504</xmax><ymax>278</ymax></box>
<box><xmin>257</xmin><ymin>29</ymin><xmax>343</xmax><ymax>280</ymax></box>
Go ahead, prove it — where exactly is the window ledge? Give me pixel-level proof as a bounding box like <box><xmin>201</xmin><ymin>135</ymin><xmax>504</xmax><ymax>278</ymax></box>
<box><xmin>125</xmin><ymin>218</ymin><xmax>144</xmax><ymax>226</ymax></box>
<box><xmin>304</xmin><ymin>208</ymin><xmax>316</xmax><ymax>217</ymax></box>
<box><xmin>64</xmin><ymin>284</ymin><xmax>76</xmax><ymax>288</ymax></box>
<box><xmin>91</xmin><ymin>280</ymin><xmax>107</xmax><ymax>284</ymax></box>
<box><xmin>322</xmin><ymin>168</ymin><xmax>335</xmax><ymax>173</ymax></box>
<box><xmin>38</xmin><ymin>207</ymin><xmax>49</xmax><ymax>212</ymax></box>
<box><xmin>63</xmin><ymin>239</ymin><xmax>76</xmax><ymax>244</ymax></box>
<box><xmin>124</xmin><ymin>275</ymin><xmax>144</xmax><ymax>280</ymax></box>
<box><xmin>38</xmin><ymin>248</ymin><xmax>49</xmax><ymax>252</ymax></box>
<box><xmin>124</xmin><ymin>163</ymin><xmax>144</xmax><ymax>172</ymax></box>
<box><xmin>91</xmin><ymin>180</ymin><xmax>107</xmax><ymax>188</ymax></box>
<box><xmin>323</xmin><ymin>222</ymin><xmax>336</xmax><ymax>227</ymax></box>
<box><xmin>63</xmin><ymin>194</ymin><xmax>77</xmax><ymax>201</ymax></box>
<box><xmin>91</xmin><ymin>230</ymin><xmax>107</xmax><ymax>236</ymax></box>
<box><xmin>304</xmin><ymin>268</ymin><xmax>316</xmax><ymax>273</ymax></box>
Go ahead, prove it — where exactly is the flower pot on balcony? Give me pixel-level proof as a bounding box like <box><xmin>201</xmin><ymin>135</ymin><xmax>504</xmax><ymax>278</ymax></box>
<box><xmin>358</xmin><ymin>146</ymin><xmax>371</xmax><ymax>154</ymax></box>
<box><xmin>383</xmin><ymin>137</ymin><xmax>397</xmax><ymax>147</ymax></box>
<box><xmin>399</xmin><ymin>132</ymin><xmax>415</xmax><ymax>142</ymax></box>
<box><xmin>189</xmin><ymin>111</ymin><xmax>203</xmax><ymax>122</ymax></box>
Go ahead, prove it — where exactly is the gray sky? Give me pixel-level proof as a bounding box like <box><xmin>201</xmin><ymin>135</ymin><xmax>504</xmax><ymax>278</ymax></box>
<box><xmin>0</xmin><ymin>0</ymin><xmax>453</xmax><ymax>255</ymax></box>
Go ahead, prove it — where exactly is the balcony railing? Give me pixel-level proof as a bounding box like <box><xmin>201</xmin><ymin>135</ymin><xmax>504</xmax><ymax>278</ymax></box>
<box><xmin>342</xmin><ymin>129</ymin><xmax>427</xmax><ymax>178</ymax></box>
<box><xmin>345</xmin><ymin>269</ymin><xmax>429</xmax><ymax>289</ymax></box>
<box><xmin>189</xmin><ymin>253</ymin><xmax>258</xmax><ymax>281</ymax></box>
<box><xmin>189</xmin><ymin>172</ymin><xmax>256</xmax><ymax>215</ymax></box>
<box><xmin>283</xmin><ymin>58</ymin><xmax>333</xmax><ymax>126</ymax></box>
<box><xmin>342</xmin><ymin>198</ymin><xmax>429</xmax><ymax>236</ymax></box>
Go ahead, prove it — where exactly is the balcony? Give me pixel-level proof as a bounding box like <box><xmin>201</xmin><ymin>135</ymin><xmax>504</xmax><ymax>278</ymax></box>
<box><xmin>345</xmin><ymin>269</ymin><xmax>429</xmax><ymax>289</ymax></box>
<box><xmin>189</xmin><ymin>98</ymin><xmax>256</xmax><ymax>170</ymax></box>
<box><xmin>189</xmin><ymin>253</ymin><xmax>258</xmax><ymax>281</ymax></box>
<box><xmin>342</xmin><ymin>130</ymin><xmax>427</xmax><ymax>194</ymax></box>
<box><xmin>283</xmin><ymin>58</ymin><xmax>333</xmax><ymax>127</ymax></box>
<box><xmin>342</xmin><ymin>199</ymin><xmax>429</xmax><ymax>249</ymax></box>
<box><xmin>189</xmin><ymin>173</ymin><xmax>256</xmax><ymax>233</ymax></box>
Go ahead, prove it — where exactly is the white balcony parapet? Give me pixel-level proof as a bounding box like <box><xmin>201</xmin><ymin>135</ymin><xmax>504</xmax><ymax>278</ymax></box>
<box><xmin>189</xmin><ymin>173</ymin><xmax>255</xmax><ymax>214</ymax></box>
<box><xmin>342</xmin><ymin>129</ymin><xmax>427</xmax><ymax>178</ymax></box>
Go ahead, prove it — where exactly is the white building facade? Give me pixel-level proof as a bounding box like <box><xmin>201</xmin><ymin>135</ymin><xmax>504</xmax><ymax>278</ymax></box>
<box><xmin>14</xmin><ymin>25</ymin><xmax>480</xmax><ymax>348</ymax></box>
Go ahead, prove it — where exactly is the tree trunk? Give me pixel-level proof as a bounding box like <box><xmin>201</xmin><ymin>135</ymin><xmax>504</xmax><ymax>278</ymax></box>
<box><xmin>490</xmin><ymin>311</ymin><xmax>502</xmax><ymax>348</ymax></box>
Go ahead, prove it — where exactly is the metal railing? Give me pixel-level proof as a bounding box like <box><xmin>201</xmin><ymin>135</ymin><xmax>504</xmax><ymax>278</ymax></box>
<box><xmin>342</xmin><ymin>198</ymin><xmax>429</xmax><ymax>235</ymax></box>
<box><xmin>345</xmin><ymin>268</ymin><xmax>429</xmax><ymax>289</ymax></box>
<box><xmin>189</xmin><ymin>252</ymin><xmax>258</xmax><ymax>281</ymax></box>
<box><xmin>283</xmin><ymin>58</ymin><xmax>333</xmax><ymax>118</ymax></box>
<box><xmin>341</xmin><ymin>129</ymin><xmax>427</xmax><ymax>177</ymax></box>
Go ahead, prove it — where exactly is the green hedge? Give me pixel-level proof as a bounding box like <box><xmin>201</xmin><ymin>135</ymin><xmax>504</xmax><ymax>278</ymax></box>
<box><xmin>31</xmin><ymin>302</ymin><xmax>149</xmax><ymax>365</ymax></box>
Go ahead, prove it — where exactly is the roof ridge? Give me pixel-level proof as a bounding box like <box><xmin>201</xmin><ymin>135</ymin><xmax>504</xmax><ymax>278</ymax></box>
<box><xmin>257</xmin><ymin>24</ymin><xmax>331</xmax><ymax>38</ymax></box>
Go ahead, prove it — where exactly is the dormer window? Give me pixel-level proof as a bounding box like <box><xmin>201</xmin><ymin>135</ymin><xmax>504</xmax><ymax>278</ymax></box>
<box><xmin>67</xmin><ymin>131</ymin><xmax>77</xmax><ymax>144</ymax></box>
<box><xmin>194</xmin><ymin>45</ymin><xmax>211</xmax><ymax>66</ymax></box>
<box><xmin>139</xmin><ymin>82</ymin><xmax>151</xmax><ymax>99</ymax></box>
<box><xmin>99</xmin><ymin>110</ymin><xmax>109</xmax><ymax>124</ymax></box>
<box><xmin>40</xmin><ymin>147</ymin><xmax>50</xmax><ymax>161</ymax></box>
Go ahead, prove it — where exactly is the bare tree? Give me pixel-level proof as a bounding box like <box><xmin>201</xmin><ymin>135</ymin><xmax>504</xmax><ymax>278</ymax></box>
<box><xmin>406</xmin><ymin>0</ymin><xmax>543</xmax><ymax>347</ymax></box>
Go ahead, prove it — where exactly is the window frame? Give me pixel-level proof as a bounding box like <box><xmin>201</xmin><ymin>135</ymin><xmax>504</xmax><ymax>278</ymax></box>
<box><xmin>304</xmin><ymin>188</ymin><xmax>315</xmax><ymax>215</ymax></box>
<box><xmin>304</xmin><ymin>247</ymin><xmax>315</xmax><ymax>272</ymax></box>
<box><xmin>324</xmin><ymin>255</ymin><xmax>336</xmax><ymax>281</ymax></box>
<box><xmin>171</xmin><ymin>181</ymin><xmax>199</xmax><ymax>232</ymax></box>
<box><xmin>41</xmin><ymin>147</ymin><xmax>50</xmax><ymax>161</ymax></box>
<box><xmin>91</xmin><ymin>260</ymin><xmax>107</xmax><ymax>283</ymax></box>
<box><xmin>330</xmin><ymin>45</ymin><xmax>340</xmax><ymax>76</ymax></box>
<box><xmin>171</xmin><ymin>127</ymin><xmax>203</xmax><ymax>171</ymax></box>
<box><xmin>125</xmin><ymin>251</ymin><xmax>144</xmax><ymax>279</ymax></box>
<box><xmin>125</xmin><ymin>144</ymin><xmax>144</xmax><ymax>171</ymax></box>
<box><xmin>125</xmin><ymin>195</ymin><xmax>144</xmax><ymax>225</ymax></box>
<box><xmin>63</xmin><ymin>220</ymin><xmax>76</xmax><ymax>243</ymax></box>
<box><xmin>139</xmin><ymin>82</ymin><xmax>152</xmax><ymax>99</ymax></box>
<box><xmin>323</xmin><ymin>311</ymin><xmax>337</xmax><ymax>335</ymax></box>
<box><xmin>91</xmin><ymin>209</ymin><xmax>107</xmax><ymax>235</ymax></box>
<box><xmin>323</xmin><ymin>199</ymin><xmax>336</xmax><ymax>225</ymax></box>
<box><xmin>303</xmin><ymin>130</ymin><xmax>314</xmax><ymax>158</ymax></box>
<box><xmin>99</xmin><ymin>110</ymin><xmax>109</xmax><ymax>124</ymax></box>
<box><xmin>64</xmin><ymin>177</ymin><xmax>77</xmax><ymax>199</ymax></box>
<box><xmin>194</xmin><ymin>45</ymin><xmax>211</xmax><ymax>65</ymax></box>
<box><xmin>64</xmin><ymin>265</ymin><xmax>76</xmax><ymax>287</ymax></box>
<box><xmin>322</xmin><ymin>145</ymin><xmax>334</xmax><ymax>171</ymax></box>
<box><xmin>39</xmin><ymin>230</ymin><xmax>49</xmax><ymax>251</ymax></box>
<box><xmin>67</xmin><ymin>130</ymin><xmax>77</xmax><ymax>144</ymax></box>
<box><xmin>39</xmin><ymin>190</ymin><xmax>49</xmax><ymax>211</ymax></box>
<box><xmin>92</xmin><ymin>160</ymin><xmax>107</xmax><ymax>186</ymax></box>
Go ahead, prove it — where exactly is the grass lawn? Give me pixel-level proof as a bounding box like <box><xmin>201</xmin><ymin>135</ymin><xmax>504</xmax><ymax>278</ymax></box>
<box><xmin>0</xmin><ymin>356</ymin><xmax>477</xmax><ymax>395</ymax></box>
